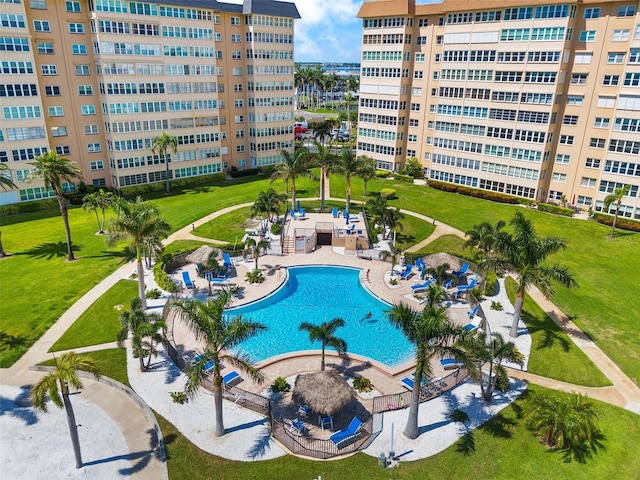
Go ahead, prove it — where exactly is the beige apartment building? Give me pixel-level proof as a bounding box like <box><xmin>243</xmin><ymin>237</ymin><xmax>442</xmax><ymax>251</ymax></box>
<box><xmin>0</xmin><ymin>0</ymin><xmax>299</xmax><ymax>205</ymax></box>
<box><xmin>357</xmin><ymin>0</ymin><xmax>639</xmax><ymax>218</ymax></box>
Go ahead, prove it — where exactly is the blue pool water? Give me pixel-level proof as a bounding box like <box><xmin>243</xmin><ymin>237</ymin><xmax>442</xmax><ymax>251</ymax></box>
<box><xmin>227</xmin><ymin>266</ymin><xmax>415</xmax><ymax>367</ymax></box>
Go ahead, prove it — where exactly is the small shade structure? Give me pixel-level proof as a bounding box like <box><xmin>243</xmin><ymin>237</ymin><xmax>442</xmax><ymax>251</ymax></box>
<box><xmin>186</xmin><ymin>245</ymin><xmax>215</xmax><ymax>264</ymax></box>
<box><xmin>423</xmin><ymin>252</ymin><xmax>464</xmax><ymax>272</ymax></box>
<box><xmin>292</xmin><ymin>370</ymin><xmax>354</xmax><ymax>417</ymax></box>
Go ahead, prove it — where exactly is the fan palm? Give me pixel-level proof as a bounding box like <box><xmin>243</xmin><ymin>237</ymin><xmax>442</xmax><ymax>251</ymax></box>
<box><xmin>107</xmin><ymin>197</ymin><xmax>170</xmax><ymax>310</ymax></box>
<box><xmin>82</xmin><ymin>189</ymin><xmax>116</xmax><ymax>234</ymax></box>
<box><xmin>251</xmin><ymin>188</ymin><xmax>286</xmax><ymax>222</ymax></box>
<box><xmin>244</xmin><ymin>237</ymin><xmax>270</xmax><ymax>270</ymax></box>
<box><xmin>30</xmin><ymin>352</ymin><xmax>101</xmax><ymax>468</ymax></box>
<box><xmin>270</xmin><ymin>147</ymin><xmax>312</xmax><ymax>211</ymax></box>
<box><xmin>386</xmin><ymin>285</ymin><xmax>467</xmax><ymax>439</ymax></box>
<box><xmin>27</xmin><ymin>151</ymin><xmax>82</xmax><ymax>261</ymax></box>
<box><xmin>298</xmin><ymin>318</ymin><xmax>347</xmax><ymax>371</ymax></box>
<box><xmin>603</xmin><ymin>184</ymin><xmax>630</xmax><ymax>239</ymax></box>
<box><xmin>336</xmin><ymin>146</ymin><xmax>363</xmax><ymax>212</ymax></box>
<box><xmin>117</xmin><ymin>297</ymin><xmax>166</xmax><ymax>371</ymax></box>
<box><xmin>309</xmin><ymin>139</ymin><xmax>338</xmax><ymax>211</ymax></box>
<box><xmin>173</xmin><ymin>290</ymin><xmax>267</xmax><ymax>436</ymax></box>
<box><xmin>197</xmin><ymin>252</ymin><xmax>224</xmax><ymax>296</ymax></box>
<box><xmin>357</xmin><ymin>155</ymin><xmax>377</xmax><ymax>196</ymax></box>
<box><xmin>380</xmin><ymin>206</ymin><xmax>405</xmax><ymax>240</ymax></box>
<box><xmin>151</xmin><ymin>132</ymin><xmax>178</xmax><ymax>194</ymax></box>
<box><xmin>485</xmin><ymin>211</ymin><xmax>578</xmax><ymax>337</ymax></box>
<box><xmin>464</xmin><ymin>220</ymin><xmax>506</xmax><ymax>262</ymax></box>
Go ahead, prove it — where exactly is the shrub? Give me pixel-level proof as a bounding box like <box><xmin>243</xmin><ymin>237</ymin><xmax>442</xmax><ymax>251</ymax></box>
<box><xmin>270</xmin><ymin>222</ymin><xmax>282</xmax><ymax>235</ymax></box>
<box><xmin>353</xmin><ymin>376</ymin><xmax>373</xmax><ymax>393</ymax></box>
<box><xmin>153</xmin><ymin>262</ymin><xmax>177</xmax><ymax>293</ymax></box>
<box><xmin>145</xmin><ymin>288</ymin><xmax>162</xmax><ymax>299</ymax></box>
<box><xmin>393</xmin><ymin>173</ymin><xmax>414</xmax><ymax>183</ymax></box>
<box><xmin>0</xmin><ymin>198</ymin><xmax>59</xmax><ymax>216</ymax></box>
<box><xmin>427</xmin><ymin>180</ymin><xmax>524</xmax><ymax>205</ymax></box>
<box><xmin>229</xmin><ymin>168</ymin><xmax>260</xmax><ymax>178</ymax></box>
<box><xmin>380</xmin><ymin>188</ymin><xmax>397</xmax><ymax>200</ymax></box>
<box><xmin>592</xmin><ymin>213</ymin><xmax>640</xmax><ymax>233</ymax></box>
<box><xmin>170</xmin><ymin>391</ymin><xmax>188</xmax><ymax>404</ymax></box>
<box><xmin>375</xmin><ymin>170</ymin><xmax>391</xmax><ymax>178</ymax></box>
<box><xmin>270</xmin><ymin>376</ymin><xmax>291</xmax><ymax>394</ymax></box>
<box><xmin>490</xmin><ymin>301</ymin><xmax>503</xmax><ymax>311</ymax></box>
<box><xmin>537</xmin><ymin>203</ymin><xmax>574</xmax><ymax>217</ymax></box>
<box><xmin>258</xmin><ymin>165</ymin><xmax>276</xmax><ymax>175</ymax></box>
<box><xmin>401</xmin><ymin>157</ymin><xmax>424</xmax><ymax>178</ymax></box>
<box><xmin>484</xmin><ymin>272</ymin><xmax>498</xmax><ymax>296</ymax></box>
<box><xmin>245</xmin><ymin>269</ymin><xmax>264</xmax><ymax>284</ymax></box>
<box><xmin>119</xmin><ymin>172</ymin><xmax>226</xmax><ymax>197</ymax></box>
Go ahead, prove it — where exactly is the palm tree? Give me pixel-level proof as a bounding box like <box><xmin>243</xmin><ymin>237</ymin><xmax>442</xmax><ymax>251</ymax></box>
<box><xmin>425</xmin><ymin>263</ymin><xmax>451</xmax><ymax>284</ymax></box>
<box><xmin>524</xmin><ymin>390</ymin><xmax>601</xmax><ymax>452</ymax></box>
<box><xmin>379</xmin><ymin>243</ymin><xmax>401</xmax><ymax>277</ymax></box>
<box><xmin>380</xmin><ymin>206</ymin><xmax>404</xmax><ymax>240</ymax></box>
<box><xmin>309</xmin><ymin>139</ymin><xmax>338</xmax><ymax>211</ymax></box>
<box><xmin>270</xmin><ymin>147</ymin><xmax>312</xmax><ymax>211</ymax></box>
<box><xmin>299</xmin><ymin>318</ymin><xmax>347</xmax><ymax>371</ymax></box>
<box><xmin>357</xmin><ymin>155</ymin><xmax>377</xmax><ymax>196</ymax></box>
<box><xmin>30</xmin><ymin>352</ymin><xmax>101</xmax><ymax>468</ymax></box>
<box><xmin>173</xmin><ymin>290</ymin><xmax>267</xmax><ymax>436</ymax></box>
<box><xmin>82</xmin><ymin>189</ymin><xmax>116</xmax><ymax>234</ymax></box>
<box><xmin>107</xmin><ymin>197</ymin><xmax>170</xmax><ymax>310</ymax></box>
<box><xmin>336</xmin><ymin>146</ymin><xmax>363</xmax><ymax>212</ymax></box>
<box><xmin>197</xmin><ymin>252</ymin><xmax>224</xmax><ymax>296</ymax></box>
<box><xmin>463</xmin><ymin>220</ymin><xmax>506</xmax><ymax>262</ymax></box>
<box><xmin>461</xmin><ymin>331</ymin><xmax>523</xmax><ymax>401</ymax></box>
<box><xmin>603</xmin><ymin>184</ymin><xmax>630</xmax><ymax>239</ymax></box>
<box><xmin>117</xmin><ymin>297</ymin><xmax>166</xmax><ymax>371</ymax></box>
<box><xmin>27</xmin><ymin>151</ymin><xmax>82</xmax><ymax>261</ymax></box>
<box><xmin>0</xmin><ymin>164</ymin><xmax>17</xmax><ymax>258</ymax></box>
<box><xmin>387</xmin><ymin>286</ymin><xmax>467</xmax><ymax>439</ymax></box>
<box><xmin>251</xmin><ymin>188</ymin><xmax>286</xmax><ymax>222</ymax></box>
<box><xmin>244</xmin><ymin>237</ymin><xmax>270</xmax><ymax>270</ymax></box>
<box><xmin>485</xmin><ymin>211</ymin><xmax>578</xmax><ymax>338</ymax></box>
<box><xmin>313</xmin><ymin>121</ymin><xmax>332</xmax><ymax>143</ymax></box>
<box><xmin>151</xmin><ymin>132</ymin><xmax>178</xmax><ymax>194</ymax></box>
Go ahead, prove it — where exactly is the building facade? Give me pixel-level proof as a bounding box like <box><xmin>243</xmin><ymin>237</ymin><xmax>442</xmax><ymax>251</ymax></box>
<box><xmin>357</xmin><ymin>0</ymin><xmax>639</xmax><ymax>218</ymax></box>
<box><xmin>0</xmin><ymin>0</ymin><xmax>299</xmax><ymax>205</ymax></box>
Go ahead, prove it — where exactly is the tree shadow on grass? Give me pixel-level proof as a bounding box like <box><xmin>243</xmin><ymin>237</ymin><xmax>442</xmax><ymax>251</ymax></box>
<box><xmin>16</xmin><ymin>241</ymin><xmax>82</xmax><ymax>260</ymax></box>
<box><xmin>85</xmin><ymin>248</ymin><xmax>135</xmax><ymax>262</ymax></box>
<box><xmin>560</xmin><ymin>430</ymin><xmax>607</xmax><ymax>463</ymax></box>
<box><xmin>0</xmin><ymin>330</ymin><xmax>28</xmax><ymax>352</ymax></box>
<box><xmin>520</xmin><ymin>310</ymin><xmax>571</xmax><ymax>353</ymax></box>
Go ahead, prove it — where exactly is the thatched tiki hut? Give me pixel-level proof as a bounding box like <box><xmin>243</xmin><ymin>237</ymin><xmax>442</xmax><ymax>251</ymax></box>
<box><xmin>292</xmin><ymin>370</ymin><xmax>354</xmax><ymax>416</ymax></box>
<box><xmin>185</xmin><ymin>245</ymin><xmax>216</xmax><ymax>265</ymax></box>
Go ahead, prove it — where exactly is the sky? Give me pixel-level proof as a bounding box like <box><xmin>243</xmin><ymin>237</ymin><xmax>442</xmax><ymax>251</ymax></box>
<box><xmin>227</xmin><ymin>0</ymin><xmax>365</xmax><ymax>63</ymax></box>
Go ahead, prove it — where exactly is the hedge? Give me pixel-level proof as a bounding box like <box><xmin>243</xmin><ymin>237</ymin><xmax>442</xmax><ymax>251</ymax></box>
<box><xmin>536</xmin><ymin>203</ymin><xmax>574</xmax><ymax>217</ymax></box>
<box><xmin>393</xmin><ymin>173</ymin><xmax>414</xmax><ymax>183</ymax></box>
<box><xmin>0</xmin><ymin>198</ymin><xmax>59</xmax><ymax>216</ymax></box>
<box><xmin>379</xmin><ymin>188</ymin><xmax>397</xmax><ymax>200</ymax></box>
<box><xmin>229</xmin><ymin>167</ymin><xmax>260</xmax><ymax>178</ymax></box>
<box><xmin>153</xmin><ymin>262</ymin><xmax>176</xmax><ymax>293</ymax></box>
<box><xmin>427</xmin><ymin>180</ymin><xmax>533</xmax><ymax>205</ymax></box>
<box><xmin>592</xmin><ymin>212</ymin><xmax>640</xmax><ymax>233</ymax></box>
<box><xmin>119</xmin><ymin>172</ymin><xmax>227</xmax><ymax>197</ymax></box>
<box><xmin>375</xmin><ymin>170</ymin><xmax>391</xmax><ymax>178</ymax></box>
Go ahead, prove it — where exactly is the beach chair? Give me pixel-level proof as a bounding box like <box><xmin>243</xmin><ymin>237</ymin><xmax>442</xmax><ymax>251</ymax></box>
<box><xmin>329</xmin><ymin>417</ymin><xmax>363</xmax><ymax>448</ymax></box>
<box><xmin>400</xmin><ymin>376</ymin><xmax>415</xmax><ymax>390</ymax></box>
<box><xmin>332</xmin><ymin>207</ymin><xmax>339</xmax><ymax>218</ymax></box>
<box><xmin>289</xmin><ymin>418</ymin><xmax>306</xmax><ymax>435</ymax></box>
<box><xmin>182</xmin><ymin>271</ymin><xmax>194</xmax><ymax>289</ymax></box>
<box><xmin>223</xmin><ymin>253</ymin><xmax>233</xmax><ymax>271</ymax></box>
<box><xmin>415</xmin><ymin>258</ymin><xmax>425</xmax><ymax>272</ymax></box>
<box><xmin>440</xmin><ymin>358</ymin><xmax>464</xmax><ymax>370</ymax></box>
<box><xmin>291</xmin><ymin>209</ymin><xmax>298</xmax><ymax>220</ymax></box>
<box><xmin>452</xmin><ymin>263</ymin><xmax>469</xmax><ymax>277</ymax></box>
<box><xmin>411</xmin><ymin>278</ymin><xmax>434</xmax><ymax>293</ymax></box>
<box><xmin>222</xmin><ymin>370</ymin><xmax>242</xmax><ymax>388</ymax></box>
<box><xmin>319</xmin><ymin>415</ymin><xmax>334</xmax><ymax>431</ymax></box>
<box><xmin>298</xmin><ymin>405</ymin><xmax>312</xmax><ymax>418</ymax></box>
<box><xmin>400</xmin><ymin>264</ymin><xmax>413</xmax><ymax>280</ymax></box>
<box><xmin>298</xmin><ymin>208</ymin><xmax>306</xmax><ymax>218</ymax></box>
<box><xmin>463</xmin><ymin>316</ymin><xmax>482</xmax><ymax>333</ymax></box>
<box><xmin>467</xmin><ymin>305</ymin><xmax>480</xmax><ymax>319</ymax></box>
<box><xmin>442</xmin><ymin>279</ymin><xmax>454</xmax><ymax>289</ymax></box>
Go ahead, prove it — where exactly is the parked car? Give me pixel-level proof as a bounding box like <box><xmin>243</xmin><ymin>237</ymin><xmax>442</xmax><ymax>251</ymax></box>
<box><xmin>333</xmin><ymin>129</ymin><xmax>350</xmax><ymax>142</ymax></box>
<box><xmin>294</xmin><ymin>125</ymin><xmax>308</xmax><ymax>133</ymax></box>
<box><xmin>295</xmin><ymin>133</ymin><xmax>303</xmax><ymax>141</ymax></box>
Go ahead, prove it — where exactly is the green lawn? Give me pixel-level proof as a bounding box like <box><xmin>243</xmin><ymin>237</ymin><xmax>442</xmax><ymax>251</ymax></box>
<box><xmin>504</xmin><ymin>278</ymin><xmax>610</xmax><ymax>387</ymax></box>
<box><xmin>156</xmin><ymin>384</ymin><xmax>640</xmax><ymax>480</ymax></box>
<box><xmin>40</xmin><ymin>348</ymin><xmax>129</xmax><ymax>387</ymax></box>
<box><xmin>49</xmin><ymin>279</ymin><xmax>138</xmax><ymax>352</ymax></box>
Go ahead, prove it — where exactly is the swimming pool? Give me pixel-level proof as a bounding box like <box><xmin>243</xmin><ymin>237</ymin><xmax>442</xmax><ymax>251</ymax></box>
<box><xmin>227</xmin><ymin>265</ymin><xmax>415</xmax><ymax>367</ymax></box>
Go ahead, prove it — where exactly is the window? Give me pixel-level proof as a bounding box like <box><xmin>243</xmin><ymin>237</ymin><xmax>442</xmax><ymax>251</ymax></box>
<box><xmin>68</xmin><ymin>22</ymin><xmax>84</xmax><ymax>33</ymax></box>
<box><xmin>75</xmin><ymin>65</ymin><xmax>89</xmax><ymax>75</ymax></box>
<box><xmin>607</xmin><ymin>52</ymin><xmax>625</xmax><ymax>64</ymax></box>
<box><xmin>230</xmin><ymin>16</ymin><xmax>240</xmax><ymax>26</ymax></box>
<box><xmin>72</xmin><ymin>44</ymin><xmax>86</xmax><ymax>55</ymax></box>
<box><xmin>577</xmin><ymin>196</ymin><xmax>592</xmax><ymax>207</ymax></box>
<box><xmin>563</xmin><ymin>115</ymin><xmax>578</xmax><ymax>125</ymax></box>
<box><xmin>232</xmin><ymin>67</ymin><xmax>242</xmax><ymax>76</ymax></box>
<box><xmin>55</xmin><ymin>145</ymin><xmax>70</xmax><ymax>155</ymax></box>
<box><xmin>552</xmin><ymin>173</ymin><xmax>567</xmax><ymax>183</ymax></box>
<box><xmin>589</xmin><ymin>138</ymin><xmax>605</xmax><ymax>148</ymax></box>
<box><xmin>594</xmin><ymin>117</ymin><xmax>610</xmax><ymax>128</ymax></box>
<box><xmin>598</xmin><ymin>96</ymin><xmax>615</xmax><ymax>108</ymax></box>
<box><xmin>579</xmin><ymin>31</ymin><xmax>595</xmax><ymax>42</ymax></box>
<box><xmin>573</xmin><ymin>52</ymin><xmax>592</xmax><ymax>64</ymax></box>
<box><xmin>571</xmin><ymin>73</ymin><xmax>588</xmax><ymax>85</ymax></box>
<box><xmin>584</xmin><ymin>7</ymin><xmax>600</xmax><ymax>19</ymax></box>
<box><xmin>84</xmin><ymin>124</ymin><xmax>99</xmax><ymax>134</ymax></box>
<box><xmin>581</xmin><ymin>177</ymin><xmax>596</xmax><ymax>188</ymax></box>
<box><xmin>30</xmin><ymin>0</ymin><xmax>47</xmax><ymax>9</ymax></box>
<box><xmin>77</xmin><ymin>85</ymin><xmax>93</xmax><ymax>96</ymax></box>
<box><xmin>51</xmin><ymin>126</ymin><xmax>67</xmax><ymax>137</ymax></box>
<box><xmin>234</xmin><ymin>115</ymin><xmax>244</xmax><ymax>123</ymax></box>
<box><xmin>617</xmin><ymin>5</ymin><xmax>636</xmax><ymax>17</ymax></box>
<box><xmin>87</xmin><ymin>143</ymin><xmax>101</xmax><ymax>153</ymax></box>
<box><xmin>585</xmin><ymin>158</ymin><xmax>600</xmax><ymax>169</ymax></box>
<box><xmin>81</xmin><ymin>105</ymin><xmax>95</xmax><ymax>115</ymax></box>
<box><xmin>37</xmin><ymin>42</ymin><xmax>53</xmax><ymax>54</ymax></box>
<box><xmin>603</xmin><ymin>75</ymin><xmax>620</xmax><ymax>86</ymax></box>
<box><xmin>65</xmin><ymin>1</ymin><xmax>80</xmax><ymax>12</ymax></box>
<box><xmin>33</xmin><ymin>20</ymin><xmax>50</xmax><ymax>32</ymax></box>
<box><xmin>624</xmin><ymin>73</ymin><xmax>640</xmax><ymax>86</ymax></box>
<box><xmin>555</xmin><ymin>154</ymin><xmax>570</xmax><ymax>164</ymax></box>
<box><xmin>231</xmin><ymin>34</ymin><xmax>241</xmax><ymax>43</ymax></box>
<box><xmin>90</xmin><ymin>160</ymin><xmax>104</xmax><ymax>170</ymax></box>
<box><xmin>1</xmin><ymin>13</ymin><xmax>26</xmax><ymax>28</ymax></box>
<box><xmin>567</xmin><ymin>95</ymin><xmax>583</xmax><ymax>106</ymax></box>
<box><xmin>0</xmin><ymin>84</ymin><xmax>38</xmax><ymax>97</ymax></box>
<box><xmin>630</xmin><ymin>49</ymin><xmax>640</xmax><ymax>64</ymax></box>
<box><xmin>48</xmin><ymin>106</ymin><xmax>63</xmax><ymax>117</ymax></box>
<box><xmin>559</xmin><ymin>135</ymin><xmax>574</xmax><ymax>145</ymax></box>
<box><xmin>612</xmin><ymin>29</ymin><xmax>630</xmax><ymax>41</ymax></box>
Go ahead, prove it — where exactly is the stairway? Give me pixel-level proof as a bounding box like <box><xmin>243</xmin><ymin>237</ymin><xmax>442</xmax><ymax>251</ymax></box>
<box><xmin>282</xmin><ymin>236</ymin><xmax>294</xmax><ymax>255</ymax></box>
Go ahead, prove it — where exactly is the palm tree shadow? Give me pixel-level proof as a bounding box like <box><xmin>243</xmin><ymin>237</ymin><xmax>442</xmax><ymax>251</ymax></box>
<box><xmin>16</xmin><ymin>241</ymin><xmax>82</xmax><ymax>260</ymax></box>
<box><xmin>0</xmin><ymin>385</ymin><xmax>39</xmax><ymax>425</ymax></box>
<box><xmin>0</xmin><ymin>330</ymin><xmax>28</xmax><ymax>351</ymax></box>
<box><xmin>521</xmin><ymin>310</ymin><xmax>571</xmax><ymax>352</ymax></box>
<box><xmin>85</xmin><ymin>427</ymin><xmax>163</xmax><ymax>475</ymax></box>
<box><xmin>560</xmin><ymin>430</ymin><xmax>607</xmax><ymax>463</ymax></box>
<box><xmin>246</xmin><ymin>428</ymin><xmax>275</xmax><ymax>459</ymax></box>
<box><xmin>85</xmin><ymin>248</ymin><xmax>135</xmax><ymax>261</ymax></box>
<box><xmin>456</xmin><ymin>431</ymin><xmax>476</xmax><ymax>455</ymax></box>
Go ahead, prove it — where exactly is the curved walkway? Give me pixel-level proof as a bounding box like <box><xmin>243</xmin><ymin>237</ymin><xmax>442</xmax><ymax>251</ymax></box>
<box><xmin>3</xmin><ymin>198</ymin><xmax>639</xmax><ymax>475</ymax></box>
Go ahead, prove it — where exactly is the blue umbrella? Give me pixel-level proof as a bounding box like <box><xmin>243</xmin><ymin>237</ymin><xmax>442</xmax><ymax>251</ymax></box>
<box><xmin>345</xmin><ymin>212</ymin><xmax>350</xmax><ymax>225</ymax></box>
<box><xmin>297</xmin><ymin>200</ymin><xmax>300</xmax><ymax>212</ymax></box>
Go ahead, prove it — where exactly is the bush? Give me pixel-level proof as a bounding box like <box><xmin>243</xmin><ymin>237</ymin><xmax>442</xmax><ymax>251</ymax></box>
<box><xmin>229</xmin><ymin>168</ymin><xmax>260</xmax><ymax>178</ymax></box>
<box><xmin>484</xmin><ymin>272</ymin><xmax>498</xmax><ymax>296</ymax></box>
<box><xmin>245</xmin><ymin>269</ymin><xmax>264</xmax><ymax>284</ymax></box>
<box><xmin>427</xmin><ymin>180</ymin><xmax>526</xmax><ymax>205</ymax></box>
<box><xmin>375</xmin><ymin>170</ymin><xmax>391</xmax><ymax>178</ymax></box>
<box><xmin>495</xmin><ymin>368</ymin><xmax>510</xmax><ymax>391</ymax></box>
<box><xmin>380</xmin><ymin>188</ymin><xmax>397</xmax><ymax>200</ymax></box>
<box><xmin>490</xmin><ymin>301</ymin><xmax>503</xmax><ymax>311</ymax></box>
<box><xmin>537</xmin><ymin>203</ymin><xmax>574</xmax><ymax>217</ymax></box>
<box><xmin>258</xmin><ymin>165</ymin><xmax>276</xmax><ymax>175</ymax></box>
<box><xmin>592</xmin><ymin>213</ymin><xmax>640</xmax><ymax>233</ymax></box>
<box><xmin>270</xmin><ymin>376</ymin><xmax>291</xmax><ymax>394</ymax></box>
<box><xmin>119</xmin><ymin>172</ymin><xmax>227</xmax><ymax>197</ymax></box>
<box><xmin>0</xmin><ymin>198</ymin><xmax>59</xmax><ymax>216</ymax></box>
<box><xmin>270</xmin><ymin>222</ymin><xmax>282</xmax><ymax>235</ymax></box>
<box><xmin>402</xmin><ymin>157</ymin><xmax>424</xmax><ymax>178</ymax></box>
<box><xmin>170</xmin><ymin>391</ymin><xmax>188</xmax><ymax>404</ymax></box>
<box><xmin>353</xmin><ymin>376</ymin><xmax>373</xmax><ymax>393</ymax></box>
<box><xmin>393</xmin><ymin>173</ymin><xmax>414</xmax><ymax>183</ymax></box>
<box><xmin>145</xmin><ymin>288</ymin><xmax>162</xmax><ymax>299</ymax></box>
<box><xmin>153</xmin><ymin>262</ymin><xmax>177</xmax><ymax>293</ymax></box>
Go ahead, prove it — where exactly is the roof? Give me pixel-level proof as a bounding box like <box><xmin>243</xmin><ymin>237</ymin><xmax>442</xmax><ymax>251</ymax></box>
<box><xmin>138</xmin><ymin>0</ymin><xmax>300</xmax><ymax>18</ymax></box>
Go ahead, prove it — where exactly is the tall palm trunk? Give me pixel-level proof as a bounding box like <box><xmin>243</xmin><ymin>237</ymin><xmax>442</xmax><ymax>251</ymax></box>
<box><xmin>320</xmin><ymin>168</ymin><xmax>326</xmax><ymax>210</ymax></box>
<box><xmin>61</xmin><ymin>380</ymin><xmax>83</xmax><ymax>468</ymax></box>
<box><xmin>136</xmin><ymin>246</ymin><xmax>147</xmax><ymax>310</ymax></box>
<box><xmin>510</xmin><ymin>290</ymin><xmax>526</xmax><ymax>337</ymax></box>
<box><xmin>164</xmin><ymin>151</ymin><xmax>170</xmax><ymax>194</ymax></box>
<box><xmin>0</xmin><ymin>231</ymin><xmax>6</xmax><ymax>257</ymax></box>
<box><xmin>346</xmin><ymin>181</ymin><xmax>352</xmax><ymax>212</ymax></box>
<box><xmin>610</xmin><ymin>200</ymin><xmax>622</xmax><ymax>239</ymax></box>
<box><xmin>57</xmin><ymin>193</ymin><xmax>75</xmax><ymax>261</ymax></box>
<box><xmin>320</xmin><ymin>343</ymin><xmax>326</xmax><ymax>371</ymax></box>
<box><xmin>213</xmin><ymin>379</ymin><xmax>225</xmax><ymax>437</ymax></box>
<box><xmin>404</xmin><ymin>379</ymin><xmax>421</xmax><ymax>439</ymax></box>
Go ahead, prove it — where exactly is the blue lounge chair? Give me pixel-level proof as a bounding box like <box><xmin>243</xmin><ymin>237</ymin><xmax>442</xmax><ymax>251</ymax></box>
<box><xmin>467</xmin><ymin>305</ymin><xmax>480</xmax><ymax>319</ymax></box>
<box><xmin>455</xmin><ymin>277</ymin><xmax>477</xmax><ymax>295</ymax></box>
<box><xmin>463</xmin><ymin>316</ymin><xmax>482</xmax><ymax>333</ymax></box>
<box><xmin>329</xmin><ymin>417</ymin><xmax>364</xmax><ymax>447</ymax></box>
<box><xmin>222</xmin><ymin>370</ymin><xmax>242</xmax><ymax>388</ymax></box>
<box><xmin>182</xmin><ymin>271</ymin><xmax>194</xmax><ymax>289</ymax></box>
<box><xmin>298</xmin><ymin>208</ymin><xmax>306</xmax><ymax>218</ymax></box>
<box><xmin>411</xmin><ymin>278</ymin><xmax>434</xmax><ymax>292</ymax></box>
<box><xmin>440</xmin><ymin>358</ymin><xmax>464</xmax><ymax>370</ymax></box>
<box><xmin>289</xmin><ymin>418</ymin><xmax>306</xmax><ymax>435</ymax></box>
<box><xmin>442</xmin><ymin>279</ymin><xmax>454</xmax><ymax>289</ymax></box>
<box><xmin>415</xmin><ymin>258</ymin><xmax>425</xmax><ymax>271</ymax></box>
<box><xmin>400</xmin><ymin>264</ymin><xmax>413</xmax><ymax>280</ymax></box>
<box><xmin>291</xmin><ymin>209</ymin><xmax>298</xmax><ymax>220</ymax></box>
<box><xmin>223</xmin><ymin>253</ymin><xmax>233</xmax><ymax>271</ymax></box>
<box><xmin>332</xmin><ymin>207</ymin><xmax>339</xmax><ymax>218</ymax></box>
<box><xmin>452</xmin><ymin>263</ymin><xmax>469</xmax><ymax>277</ymax></box>
<box><xmin>400</xmin><ymin>376</ymin><xmax>415</xmax><ymax>390</ymax></box>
